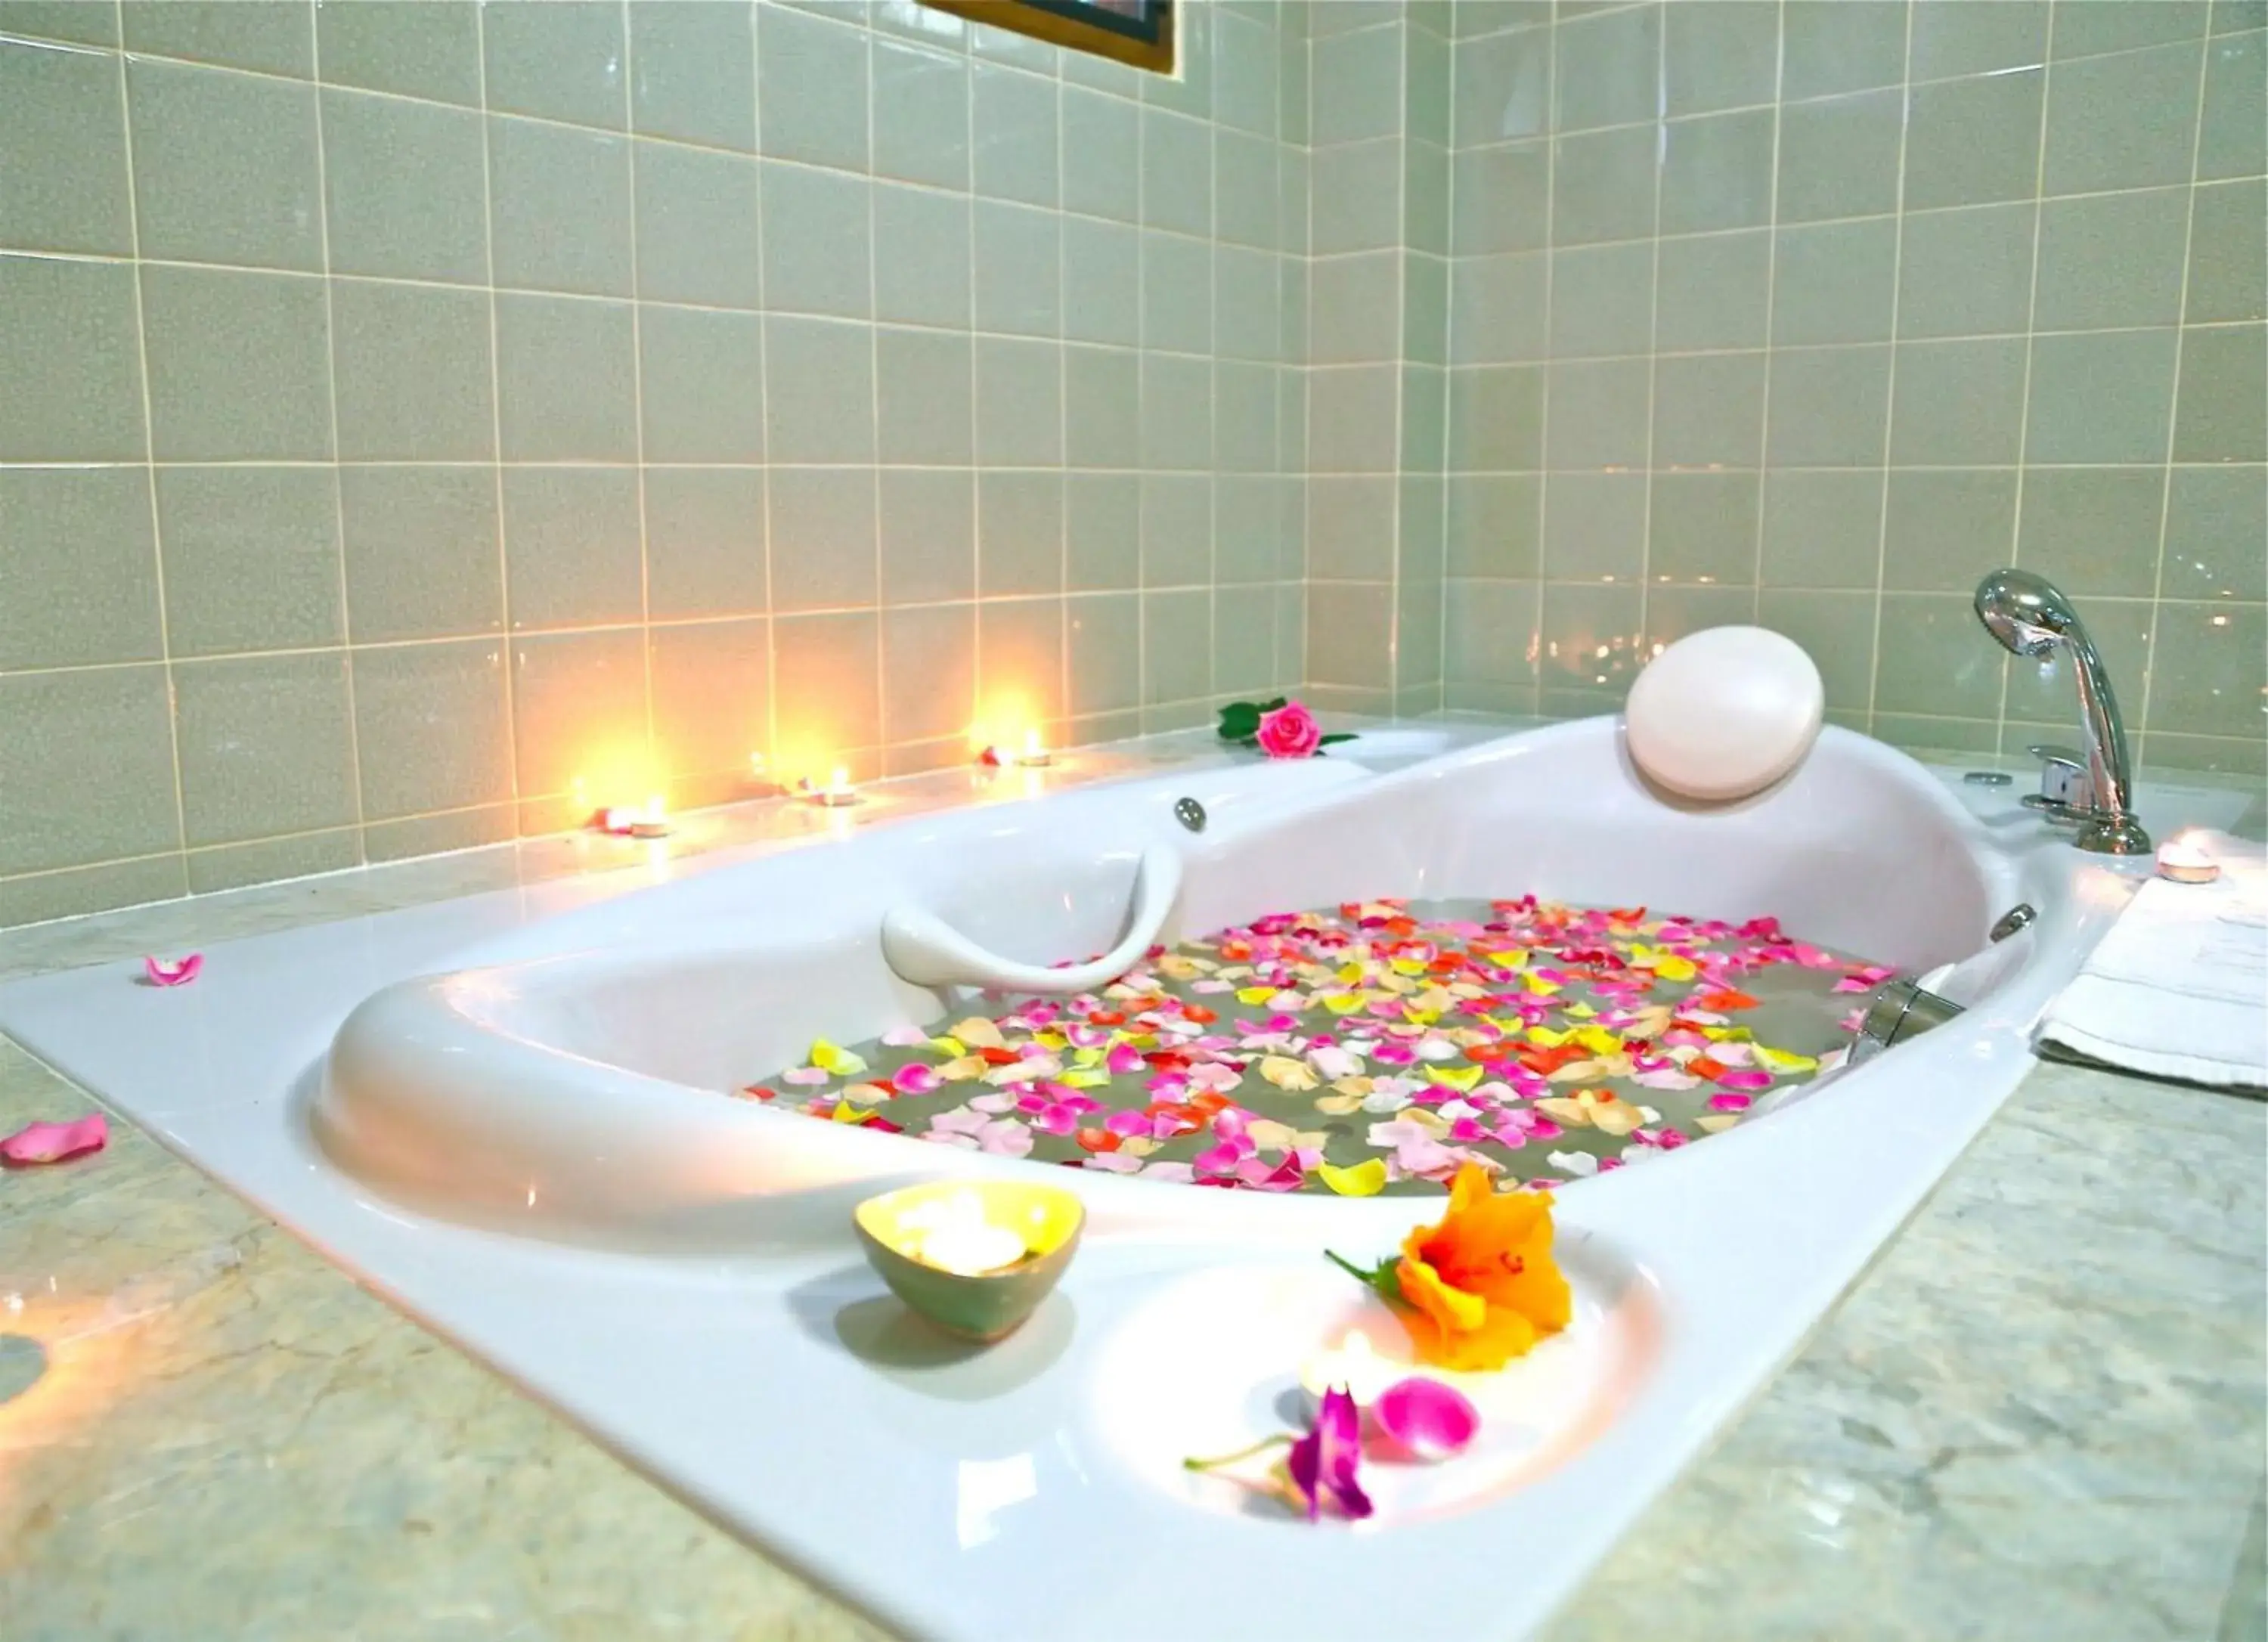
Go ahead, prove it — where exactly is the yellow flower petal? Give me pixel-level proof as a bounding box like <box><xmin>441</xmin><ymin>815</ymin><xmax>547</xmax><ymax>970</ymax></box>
<box><xmin>1259</xmin><ymin>1055</ymin><xmax>1319</xmax><ymax>1091</ymax></box>
<box><xmin>1696</xmin><ymin>1113</ymin><xmax>1742</xmax><ymax>1134</ymax></box>
<box><xmin>1754</xmin><ymin>1045</ymin><xmax>1818</xmax><ymax>1074</ymax></box>
<box><xmin>1235</xmin><ymin>986</ymin><xmax>1279</xmax><ymax>1006</ymax></box>
<box><xmin>939</xmin><ymin>1055</ymin><xmax>987</xmax><ymax>1081</ymax></box>
<box><xmin>1535</xmin><ymin>1095</ymin><xmax>1592</xmax><ymax>1127</ymax></box>
<box><xmin>1321</xmin><ymin>992</ymin><xmax>1370</xmax><ymax>1015</ymax></box>
<box><xmin>950</xmin><ymin>1017</ymin><xmax>1005</xmax><ymax>1050</ymax></box>
<box><xmin>1058</xmin><ymin>1068</ymin><xmax>1111</xmax><ymax>1088</ymax></box>
<box><xmin>1317</xmin><ymin>1158</ymin><xmax>1388</xmax><ymax>1197</ymax></box>
<box><xmin>1425</xmin><ymin>1064</ymin><xmax>1483</xmax><ymax>1092</ymax></box>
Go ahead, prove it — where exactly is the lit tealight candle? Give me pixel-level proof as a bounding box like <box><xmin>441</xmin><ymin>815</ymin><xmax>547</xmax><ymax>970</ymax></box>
<box><xmin>801</xmin><ymin>766</ymin><xmax>860</xmax><ymax>807</ymax></box>
<box><xmin>2156</xmin><ymin>834</ymin><xmax>2220</xmax><ymax>885</ymax></box>
<box><xmin>896</xmin><ymin>1189</ymin><xmax>1028</xmax><ymax>1275</ymax></box>
<box><xmin>1297</xmin><ymin>1330</ymin><xmax>1403</xmax><ymax>1409</ymax></box>
<box><xmin>597</xmin><ymin>795</ymin><xmax>671</xmax><ymax>838</ymax></box>
<box><xmin>1016</xmin><ymin>727</ymin><xmax>1053</xmax><ymax>768</ymax></box>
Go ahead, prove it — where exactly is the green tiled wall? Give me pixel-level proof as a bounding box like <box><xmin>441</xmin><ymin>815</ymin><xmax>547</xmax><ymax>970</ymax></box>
<box><xmin>0</xmin><ymin>0</ymin><xmax>1312</xmax><ymax>923</ymax></box>
<box><xmin>1441</xmin><ymin>0</ymin><xmax>2266</xmax><ymax>772</ymax></box>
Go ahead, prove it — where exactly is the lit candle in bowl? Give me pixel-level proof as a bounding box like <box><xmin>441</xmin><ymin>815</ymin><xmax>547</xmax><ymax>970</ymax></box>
<box><xmin>2156</xmin><ymin>832</ymin><xmax>2220</xmax><ymax>885</ymax></box>
<box><xmin>1016</xmin><ymin>727</ymin><xmax>1053</xmax><ymax>768</ymax></box>
<box><xmin>854</xmin><ymin>1181</ymin><xmax>1084</xmax><ymax>1341</ymax></box>
<box><xmin>597</xmin><ymin>795</ymin><xmax>671</xmax><ymax>838</ymax></box>
<box><xmin>799</xmin><ymin>766</ymin><xmax>860</xmax><ymax>807</ymax></box>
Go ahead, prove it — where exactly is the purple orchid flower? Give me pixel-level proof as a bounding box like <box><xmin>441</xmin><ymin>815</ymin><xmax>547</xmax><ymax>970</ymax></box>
<box><xmin>1285</xmin><ymin>1385</ymin><xmax>1372</xmax><ymax>1522</ymax></box>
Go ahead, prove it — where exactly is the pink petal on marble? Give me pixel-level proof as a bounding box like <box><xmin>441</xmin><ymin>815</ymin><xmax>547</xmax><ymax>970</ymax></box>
<box><xmin>1371</xmin><ymin>1377</ymin><xmax>1479</xmax><ymax>1463</ymax></box>
<box><xmin>144</xmin><ymin>953</ymin><xmax>203</xmax><ymax>987</ymax></box>
<box><xmin>1</xmin><ymin>1114</ymin><xmax>107</xmax><ymax>1166</ymax></box>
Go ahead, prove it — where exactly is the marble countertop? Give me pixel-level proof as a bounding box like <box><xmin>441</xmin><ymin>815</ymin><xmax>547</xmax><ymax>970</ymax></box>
<box><xmin>2</xmin><ymin>731</ymin><xmax>2262</xmax><ymax>1642</ymax></box>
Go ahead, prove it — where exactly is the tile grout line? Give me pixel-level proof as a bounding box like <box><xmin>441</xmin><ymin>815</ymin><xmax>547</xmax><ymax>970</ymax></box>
<box><xmin>307</xmin><ymin>5</ymin><xmax>373</xmax><ymax>870</ymax></box>
<box><xmin>1633</xmin><ymin>1</ymin><xmax>1668</xmax><ymax>660</ymax></box>
<box><xmin>620</xmin><ymin>0</ymin><xmax>658</xmax><ymax>793</ymax></box>
<box><xmin>1532</xmin><ymin>0</ymin><xmax>1555</xmax><ymax>720</ymax></box>
<box><xmin>472</xmin><ymin>5</ymin><xmax>524</xmax><ymax>831</ymax></box>
<box><xmin>1994</xmin><ymin>0</ymin><xmax>2062</xmax><ymax>755</ymax></box>
<box><xmin>753</xmin><ymin>2</ymin><xmax>782</xmax><ymax>788</ymax></box>
<box><xmin>1857</xmin><ymin>0</ymin><xmax>1910</xmax><ymax>737</ymax></box>
<box><xmin>1743</xmin><ymin>1</ymin><xmax>1791</xmax><ymax>649</ymax></box>
<box><xmin>2130</xmin><ymin>17</ymin><xmax>2220</xmax><ymax>771</ymax></box>
<box><xmin>108</xmin><ymin>0</ymin><xmax>191</xmax><ymax>884</ymax></box>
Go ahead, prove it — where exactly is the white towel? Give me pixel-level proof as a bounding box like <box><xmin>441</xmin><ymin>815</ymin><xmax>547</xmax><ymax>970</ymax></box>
<box><xmin>2037</xmin><ymin>834</ymin><xmax>2268</xmax><ymax>1091</ymax></box>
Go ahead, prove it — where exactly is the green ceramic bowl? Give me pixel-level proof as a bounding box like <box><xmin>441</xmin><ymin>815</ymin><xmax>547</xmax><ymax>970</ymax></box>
<box><xmin>854</xmin><ymin>1180</ymin><xmax>1085</xmax><ymax>1343</ymax></box>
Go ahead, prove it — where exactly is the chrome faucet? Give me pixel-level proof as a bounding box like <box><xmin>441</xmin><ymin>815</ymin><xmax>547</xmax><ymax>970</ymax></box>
<box><xmin>1973</xmin><ymin>569</ymin><xmax>2151</xmax><ymax>855</ymax></box>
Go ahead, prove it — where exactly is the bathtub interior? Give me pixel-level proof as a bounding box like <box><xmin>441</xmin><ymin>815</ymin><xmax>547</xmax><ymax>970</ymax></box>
<box><xmin>433</xmin><ymin>723</ymin><xmax>2009</xmax><ymax>1114</ymax></box>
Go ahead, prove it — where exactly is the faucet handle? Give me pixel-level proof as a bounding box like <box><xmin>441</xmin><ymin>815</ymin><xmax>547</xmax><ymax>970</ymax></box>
<box><xmin>2025</xmin><ymin>743</ymin><xmax>2093</xmax><ymax>810</ymax></box>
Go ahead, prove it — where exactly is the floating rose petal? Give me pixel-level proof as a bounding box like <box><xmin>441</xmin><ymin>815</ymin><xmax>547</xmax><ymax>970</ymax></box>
<box><xmin>880</xmin><ymin>1024</ymin><xmax>931</xmax><ymax>1048</ymax></box>
<box><xmin>1371</xmin><ymin>1377</ymin><xmax>1480</xmax><ymax>1463</ymax></box>
<box><xmin>2</xmin><ymin>1113</ymin><xmax>107</xmax><ymax>1166</ymax></box>
<box><xmin>144</xmin><ymin>953</ymin><xmax>203</xmax><ymax>987</ymax></box>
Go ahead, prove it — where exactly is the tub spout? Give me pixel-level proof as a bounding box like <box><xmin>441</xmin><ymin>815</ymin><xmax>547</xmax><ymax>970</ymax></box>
<box><xmin>1972</xmin><ymin>569</ymin><xmax>2150</xmax><ymax>855</ymax></box>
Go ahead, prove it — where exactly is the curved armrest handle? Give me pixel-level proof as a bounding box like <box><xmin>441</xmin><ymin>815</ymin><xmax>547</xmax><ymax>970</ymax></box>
<box><xmin>880</xmin><ymin>845</ymin><xmax>1183</xmax><ymax>994</ymax></box>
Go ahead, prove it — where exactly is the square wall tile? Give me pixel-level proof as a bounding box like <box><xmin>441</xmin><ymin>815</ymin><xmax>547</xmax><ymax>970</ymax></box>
<box><xmin>318</xmin><ymin>2</ymin><xmax>482</xmax><ymax>104</ymax></box>
<box><xmin>1911</xmin><ymin>0</ymin><xmax>2048</xmax><ymax>80</ymax></box>
<box><xmin>1656</xmin><ymin>230</ymin><xmax>1771</xmax><ymax>351</ymax></box>
<box><xmin>1883</xmin><ymin>469</ymin><xmax>2019</xmax><ymax>591</ymax></box>
<box><xmin>2163</xmin><ymin>466</ymin><xmax>2268</xmax><ymax>601</ymax></box>
<box><xmin>2186</xmin><ymin>181</ymin><xmax>2268</xmax><ymax>324</ymax></box>
<box><xmin>1312</xmin><ymin>364</ymin><xmax>1399</xmax><ymax>473</ymax></box>
<box><xmin>1312</xmin><ymin>21</ymin><xmax>1402</xmax><ymax>144</ymax></box>
<box><xmin>1761</xmin><ymin>469</ymin><xmax>1885</xmax><ymax>590</ymax></box>
<box><xmin>1904</xmin><ymin>66</ymin><xmax>2044</xmax><ymax>210</ymax></box>
<box><xmin>2147</xmin><ymin>602</ymin><xmax>2265</xmax><ymax>739</ymax></box>
<box><xmin>2198</xmin><ymin>28</ymin><xmax>2266</xmax><ymax>181</ymax></box>
<box><xmin>645</xmin><ymin>466</ymin><xmax>767</xmax><ymax>618</ymax></box>
<box><xmin>769</xmin><ymin>466</ymin><xmax>878</xmax><ymax>612</ymax></box>
<box><xmin>331</xmin><ymin>278</ymin><xmax>494</xmax><ymax>461</ymax></box>
<box><xmin>765</xmin><ymin>315</ymin><xmax>876</xmax><ymax>465</ymax></box>
<box><xmin>0</xmin><ymin>665</ymin><xmax>178</xmax><ymax>875</ymax></box>
<box><xmin>1142</xmin><ymin>108</ymin><xmax>1213</xmax><ymax>237</ymax></box>
<box><xmin>1897</xmin><ymin>203</ymin><xmax>2037</xmax><ymax>339</ymax></box>
<box><xmin>1766</xmin><ymin>345</ymin><xmax>1892</xmax><ymax>467</ymax></box>
<box><xmin>155</xmin><ymin>466</ymin><xmax>341</xmax><ymax>657</ymax></box>
<box><xmin>1773</xmin><ymin>218</ymin><xmax>1899</xmax><ymax>345</ymax></box>
<box><xmin>482</xmin><ymin>0</ymin><xmax>627</xmax><ymax>129</ymax></box>
<box><xmin>1553</xmin><ymin>125</ymin><xmax>1661</xmax><ymax>243</ymax></box>
<box><xmin>1453</xmin><ymin>21</ymin><xmax>1553</xmax><ymax>147</ymax></box>
<box><xmin>1447</xmin><ymin>473</ymin><xmax>1540</xmax><ymax>579</ymax></box>
<box><xmin>773</xmin><ymin>612</ymin><xmax>881</xmax><ymax>767</ymax></box>
<box><xmin>2025</xmin><ymin>329</ymin><xmax>2179</xmax><ymax>463</ymax></box>
<box><xmin>1141</xmin><ymin>229</ymin><xmax>1211</xmax><ymax>354</ymax></box>
<box><xmin>1444</xmin><ymin>577</ymin><xmax>1539</xmax><ymax>686</ymax></box>
<box><xmin>1875</xmin><ymin>592</ymin><xmax>2006</xmax><ymax>717</ymax></box>
<box><xmin>2034</xmin><ymin>188</ymin><xmax>2191</xmax><ymax>331</ymax></box>
<box><xmin>1140</xmin><ymin>352</ymin><xmax>1212</xmax><ymax>471</ymax></box>
<box><xmin>1775</xmin><ymin>88</ymin><xmax>1903</xmax><ymax>223</ymax></box>
<box><xmin>1312</xmin><ymin>138</ymin><xmax>1403</xmax><ymax>254</ymax></box>
<box><xmin>510</xmin><ymin>628</ymin><xmax>649</xmax><ymax>801</ymax></box>
<box><xmin>1548</xmin><ymin>243</ymin><xmax>1653</xmax><ymax>360</ymax></box>
<box><xmin>882</xmin><ymin>603</ymin><xmax>978</xmax><ymax>745</ymax></box>
<box><xmin>142</xmin><ymin>265</ymin><xmax>332</xmax><ymax>462</ymax></box>
<box><xmin>1217</xmin><ymin>129</ymin><xmax>1282</xmax><ymax>253</ymax></box>
<box><xmin>635</xmin><ymin>144</ymin><xmax>763</xmax><ymax>308</ymax></box>
<box><xmin>975</xmin><ymin>200</ymin><xmax>1062</xmax><ymax>336</ymax></box>
<box><xmin>352</xmin><ymin>639</ymin><xmax>510</xmax><ymax>819</ymax></box>
<box><xmin>762</xmin><ymin>162</ymin><xmax>873</xmax><ymax>319</ymax></box>
<box><xmin>980</xmin><ymin>598</ymin><xmax>1065</xmax><ymax>722</ymax></box>
<box><xmin>976</xmin><ymin>336</ymin><xmax>1063</xmax><ymax>467</ymax></box>
<box><xmin>879</xmin><ymin>327</ymin><xmax>976</xmax><ymax>466</ymax></box>
<box><xmin>973</xmin><ymin>60</ymin><xmax>1059</xmax><ymax>206</ymax></box>
<box><xmin>0</xmin><ymin>2</ymin><xmax>120</xmax><ymax>46</ymax></box>
<box><xmin>1312</xmin><ymin>250</ymin><xmax>1402</xmax><ymax>364</ymax></box>
<box><xmin>1139</xmin><ymin>472</ymin><xmax>1211</xmax><ymax>587</ymax></box>
<box><xmin>2174</xmin><ymin>323</ymin><xmax>2267</xmax><ymax>463</ymax></box>
<box><xmin>501</xmin><ymin>467</ymin><xmax>643</xmax><ymax>630</ymax></box>
<box><xmin>1452</xmin><ymin>251</ymin><xmax>1548</xmax><ymax>364</ymax></box>
<box><xmin>2053</xmin><ymin>0</ymin><xmax>2208</xmax><ymax>60</ymax></box>
<box><xmin>650</xmin><ymin>617</ymin><xmax>770</xmax><ymax>785</ymax></box>
<box><xmin>1452</xmin><ymin>140</ymin><xmax>1550</xmax><ymax>255</ymax></box>
<box><xmin>1067</xmin><ymin>591</ymin><xmax>1141</xmax><ymax>716</ymax></box>
<box><xmin>1783</xmin><ymin>0</ymin><xmax>1907</xmax><ymax>98</ymax></box>
<box><xmin>874</xmin><ymin>184</ymin><xmax>972</xmax><ymax>329</ymax></box>
<box><xmin>1654</xmin><ymin>352</ymin><xmax>1767</xmax><ymax>469</ymax></box>
<box><xmin>1542</xmin><ymin>471</ymin><xmax>1646</xmax><ymax>581</ymax></box>
<box><xmin>1665</xmin><ymin>0</ymin><xmax>1777</xmax><ymax>117</ymax></box>
<box><xmin>488</xmin><ymin>116</ymin><xmax>633</xmax><ymax>296</ymax></box>
<box><xmin>875</xmin><ymin>35</ymin><xmax>972</xmax><ymax>191</ymax></box>
<box><xmin>495</xmin><ymin>293</ymin><xmax>637</xmax><ymax>461</ymax></box>
<box><xmin>628</xmin><ymin>0</ymin><xmax>754</xmax><ymax>150</ymax></box>
<box><xmin>1758</xmin><ymin>589</ymin><xmax>1877</xmax><ymax>713</ymax></box>
<box><xmin>0</xmin><ymin>35</ymin><xmax>132</xmax><ymax>255</ymax></box>
<box><xmin>124</xmin><ymin>1</ymin><xmax>310</xmax><ymax>75</ymax></box>
<box><xmin>0</xmin><ymin>254</ymin><xmax>142</xmax><ymax>460</ymax></box>
<box><xmin>2016</xmin><ymin>469</ymin><xmax>2168</xmax><ymax>598</ymax></box>
<box><xmin>1545</xmin><ymin>358</ymin><xmax>1650</xmax><ymax>470</ymax></box>
<box><xmin>881</xmin><ymin>468</ymin><xmax>978</xmax><ymax>605</ymax></box>
<box><xmin>1064</xmin><ymin>344</ymin><xmax>1139</xmax><ymax>468</ymax></box>
<box><xmin>1537</xmin><ymin>581</ymin><xmax>1643</xmax><ymax>699</ymax></box>
<box><xmin>1888</xmin><ymin>336</ymin><xmax>2028</xmax><ymax>466</ymax></box>
<box><xmin>321</xmin><ymin>89</ymin><xmax>486</xmax><ymax>283</ymax></box>
<box><xmin>1649</xmin><ymin>472</ymin><xmax>1760</xmax><ymax>585</ymax></box>
<box><xmin>2044</xmin><ymin>40</ymin><xmax>2202</xmax><ymax>195</ymax></box>
<box><xmin>1062</xmin><ymin>214</ymin><xmax>1139</xmax><ymax>346</ymax></box>
<box><xmin>339</xmin><ymin>466</ymin><xmax>501</xmax><ymax>644</ymax></box>
<box><xmin>761</xmin><ymin>5</ymin><xmax>869</xmax><ymax>170</ymax></box>
<box><xmin>1448</xmin><ymin>364</ymin><xmax>1545</xmax><ymax>472</ymax></box>
<box><xmin>173</xmin><ymin>652</ymin><xmax>358</xmax><ymax>847</ymax></box>
<box><xmin>980</xmin><ymin>471</ymin><xmax>1066</xmax><ymax>596</ymax></box>
<box><xmin>129</xmin><ymin>58</ymin><xmax>321</xmax><ymax>270</ymax></box>
<box><xmin>1067</xmin><ymin>472</ymin><xmax>1139</xmax><ymax>592</ymax></box>
<box><xmin>640</xmin><ymin>306</ymin><xmax>766</xmax><ymax>463</ymax></box>
<box><xmin>1554</xmin><ymin>2</ymin><xmax>1660</xmax><ymax>131</ymax></box>
<box><xmin>0</xmin><ymin>467</ymin><xmax>160</xmax><ymax>669</ymax></box>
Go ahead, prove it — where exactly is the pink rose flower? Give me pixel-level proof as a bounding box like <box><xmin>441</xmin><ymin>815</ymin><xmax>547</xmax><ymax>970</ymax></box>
<box><xmin>1255</xmin><ymin>700</ymin><xmax>1323</xmax><ymax>758</ymax></box>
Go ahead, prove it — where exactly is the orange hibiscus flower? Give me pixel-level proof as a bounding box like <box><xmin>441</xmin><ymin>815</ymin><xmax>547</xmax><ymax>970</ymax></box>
<box><xmin>1390</xmin><ymin>1163</ymin><xmax>1572</xmax><ymax>1371</ymax></box>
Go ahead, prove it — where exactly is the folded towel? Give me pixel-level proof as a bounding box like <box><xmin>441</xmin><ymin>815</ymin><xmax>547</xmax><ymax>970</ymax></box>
<box><xmin>2037</xmin><ymin>834</ymin><xmax>2268</xmax><ymax>1092</ymax></box>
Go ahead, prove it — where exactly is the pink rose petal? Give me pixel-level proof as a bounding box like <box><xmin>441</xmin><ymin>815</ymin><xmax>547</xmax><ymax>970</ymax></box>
<box><xmin>1371</xmin><ymin>1376</ymin><xmax>1479</xmax><ymax>1462</ymax></box>
<box><xmin>2</xmin><ymin>1113</ymin><xmax>108</xmax><ymax>1166</ymax></box>
<box><xmin>144</xmin><ymin>953</ymin><xmax>203</xmax><ymax>987</ymax></box>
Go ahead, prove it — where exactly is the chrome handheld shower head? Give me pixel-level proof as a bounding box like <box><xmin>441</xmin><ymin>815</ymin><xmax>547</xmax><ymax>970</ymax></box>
<box><xmin>1974</xmin><ymin>568</ymin><xmax>2078</xmax><ymax>658</ymax></box>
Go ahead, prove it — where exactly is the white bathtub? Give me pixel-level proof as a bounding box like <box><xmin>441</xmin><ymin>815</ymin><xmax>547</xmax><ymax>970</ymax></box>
<box><xmin>0</xmin><ymin>720</ymin><xmax>2168</xmax><ymax>1642</ymax></box>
